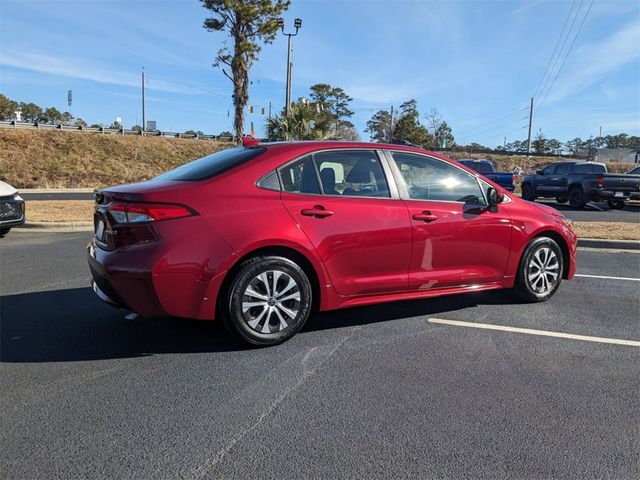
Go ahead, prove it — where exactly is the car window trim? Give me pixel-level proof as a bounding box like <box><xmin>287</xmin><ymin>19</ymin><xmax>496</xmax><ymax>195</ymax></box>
<box><xmin>382</xmin><ymin>149</ymin><xmax>488</xmax><ymax>205</ymax></box>
<box><xmin>276</xmin><ymin>148</ymin><xmax>401</xmax><ymax>200</ymax></box>
<box><xmin>255</xmin><ymin>170</ymin><xmax>282</xmax><ymax>191</ymax></box>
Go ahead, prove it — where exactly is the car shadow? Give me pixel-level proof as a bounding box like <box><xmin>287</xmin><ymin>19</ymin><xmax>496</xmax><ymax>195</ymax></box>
<box><xmin>1</xmin><ymin>286</ymin><xmax>522</xmax><ymax>363</ymax></box>
<box><xmin>304</xmin><ymin>289</ymin><xmax>520</xmax><ymax>332</ymax></box>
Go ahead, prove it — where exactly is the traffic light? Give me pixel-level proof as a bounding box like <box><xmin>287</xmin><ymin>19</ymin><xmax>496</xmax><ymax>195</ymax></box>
<box><xmin>249</xmin><ymin>105</ymin><xmax>254</xmax><ymax>114</ymax></box>
<box><xmin>261</xmin><ymin>107</ymin><xmax>265</xmax><ymax>115</ymax></box>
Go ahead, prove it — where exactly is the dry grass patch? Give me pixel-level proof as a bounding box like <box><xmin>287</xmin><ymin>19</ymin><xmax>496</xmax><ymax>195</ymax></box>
<box><xmin>573</xmin><ymin>221</ymin><xmax>640</xmax><ymax>241</ymax></box>
<box><xmin>27</xmin><ymin>200</ymin><xmax>94</xmax><ymax>222</ymax></box>
<box><xmin>0</xmin><ymin>129</ymin><xmax>233</xmax><ymax>188</ymax></box>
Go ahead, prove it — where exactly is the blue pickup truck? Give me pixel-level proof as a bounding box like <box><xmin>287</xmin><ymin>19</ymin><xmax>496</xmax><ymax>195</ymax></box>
<box><xmin>458</xmin><ymin>159</ymin><xmax>515</xmax><ymax>191</ymax></box>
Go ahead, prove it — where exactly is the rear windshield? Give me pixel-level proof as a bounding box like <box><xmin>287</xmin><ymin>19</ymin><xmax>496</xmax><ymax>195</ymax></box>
<box><xmin>460</xmin><ymin>160</ymin><xmax>493</xmax><ymax>174</ymax></box>
<box><xmin>155</xmin><ymin>147</ymin><xmax>266</xmax><ymax>181</ymax></box>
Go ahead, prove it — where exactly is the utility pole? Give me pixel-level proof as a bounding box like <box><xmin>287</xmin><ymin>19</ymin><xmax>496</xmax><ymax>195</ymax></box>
<box><xmin>268</xmin><ymin>101</ymin><xmax>272</xmax><ymax>120</ymax></box>
<box><xmin>141</xmin><ymin>67</ymin><xmax>146</xmax><ymax>133</ymax></box>
<box><xmin>599</xmin><ymin>126</ymin><xmax>602</xmax><ymax>137</ymax></box>
<box><xmin>526</xmin><ymin>97</ymin><xmax>534</xmax><ymax>158</ymax></box>
<box><xmin>278</xmin><ymin>18</ymin><xmax>302</xmax><ymax>118</ymax></box>
<box><xmin>389</xmin><ymin>105</ymin><xmax>394</xmax><ymax>143</ymax></box>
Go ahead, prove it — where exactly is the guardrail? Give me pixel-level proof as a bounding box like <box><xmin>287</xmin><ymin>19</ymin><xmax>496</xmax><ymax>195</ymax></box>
<box><xmin>0</xmin><ymin>120</ymin><xmax>233</xmax><ymax>142</ymax></box>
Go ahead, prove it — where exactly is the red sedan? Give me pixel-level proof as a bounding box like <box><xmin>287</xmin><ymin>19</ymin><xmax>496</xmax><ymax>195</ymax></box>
<box><xmin>88</xmin><ymin>140</ymin><xmax>577</xmax><ymax>345</ymax></box>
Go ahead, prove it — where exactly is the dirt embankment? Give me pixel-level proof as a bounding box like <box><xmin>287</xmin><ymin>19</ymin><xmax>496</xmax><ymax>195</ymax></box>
<box><xmin>0</xmin><ymin>129</ymin><xmax>233</xmax><ymax>188</ymax></box>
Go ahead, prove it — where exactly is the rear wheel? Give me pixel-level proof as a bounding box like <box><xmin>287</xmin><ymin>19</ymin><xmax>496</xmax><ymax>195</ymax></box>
<box><xmin>0</xmin><ymin>228</ymin><xmax>10</xmax><ymax>237</ymax></box>
<box><xmin>568</xmin><ymin>187</ymin><xmax>586</xmax><ymax>209</ymax></box>
<box><xmin>513</xmin><ymin>237</ymin><xmax>564</xmax><ymax>302</ymax></box>
<box><xmin>607</xmin><ymin>199</ymin><xmax>625</xmax><ymax>210</ymax></box>
<box><xmin>223</xmin><ymin>256</ymin><xmax>313</xmax><ymax>346</ymax></box>
<box><xmin>555</xmin><ymin>196</ymin><xmax>568</xmax><ymax>204</ymax></box>
<box><xmin>521</xmin><ymin>183</ymin><xmax>536</xmax><ymax>201</ymax></box>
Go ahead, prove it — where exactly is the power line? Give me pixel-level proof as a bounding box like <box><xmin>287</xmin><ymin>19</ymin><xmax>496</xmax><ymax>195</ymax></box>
<box><xmin>532</xmin><ymin>0</ymin><xmax>578</xmax><ymax>99</ymax></box>
<box><xmin>455</xmin><ymin>107</ymin><xmax>529</xmax><ymax>136</ymax></box>
<box><xmin>535</xmin><ymin>0</ymin><xmax>585</xmax><ymax>104</ymax></box>
<box><xmin>536</xmin><ymin>0</ymin><xmax>595</xmax><ymax>114</ymax></box>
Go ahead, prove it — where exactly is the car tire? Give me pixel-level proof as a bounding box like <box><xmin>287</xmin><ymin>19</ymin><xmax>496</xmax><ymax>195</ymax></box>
<box><xmin>555</xmin><ymin>196</ymin><xmax>568</xmax><ymax>204</ymax></box>
<box><xmin>223</xmin><ymin>256</ymin><xmax>313</xmax><ymax>346</ymax></box>
<box><xmin>513</xmin><ymin>237</ymin><xmax>564</xmax><ymax>302</ymax></box>
<box><xmin>521</xmin><ymin>183</ymin><xmax>536</xmax><ymax>201</ymax></box>
<box><xmin>0</xmin><ymin>227</ymin><xmax>10</xmax><ymax>237</ymax></box>
<box><xmin>607</xmin><ymin>200</ymin><xmax>625</xmax><ymax>210</ymax></box>
<box><xmin>568</xmin><ymin>187</ymin><xmax>586</xmax><ymax>209</ymax></box>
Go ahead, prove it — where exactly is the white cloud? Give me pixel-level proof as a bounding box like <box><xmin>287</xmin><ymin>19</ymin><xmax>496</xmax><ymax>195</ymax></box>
<box><xmin>542</xmin><ymin>20</ymin><xmax>640</xmax><ymax>105</ymax></box>
<box><xmin>0</xmin><ymin>48</ymin><xmax>199</xmax><ymax>95</ymax></box>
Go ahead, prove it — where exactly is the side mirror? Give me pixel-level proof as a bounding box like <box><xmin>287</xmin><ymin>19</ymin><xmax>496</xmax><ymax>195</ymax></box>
<box><xmin>536</xmin><ymin>169</ymin><xmax>544</xmax><ymax>175</ymax></box>
<box><xmin>487</xmin><ymin>187</ymin><xmax>504</xmax><ymax>206</ymax></box>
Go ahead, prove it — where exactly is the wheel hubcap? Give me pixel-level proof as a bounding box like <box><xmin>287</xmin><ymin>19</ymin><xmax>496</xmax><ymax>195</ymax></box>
<box><xmin>527</xmin><ymin>247</ymin><xmax>560</xmax><ymax>294</ymax></box>
<box><xmin>241</xmin><ymin>270</ymin><xmax>301</xmax><ymax>334</ymax></box>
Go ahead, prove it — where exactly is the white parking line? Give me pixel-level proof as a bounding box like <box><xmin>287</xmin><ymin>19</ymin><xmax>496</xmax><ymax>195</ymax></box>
<box><xmin>575</xmin><ymin>274</ymin><xmax>640</xmax><ymax>282</ymax></box>
<box><xmin>428</xmin><ymin>318</ymin><xmax>640</xmax><ymax>347</ymax></box>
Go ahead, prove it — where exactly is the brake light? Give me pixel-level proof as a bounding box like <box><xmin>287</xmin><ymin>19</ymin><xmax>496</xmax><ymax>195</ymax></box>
<box><xmin>107</xmin><ymin>201</ymin><xmax>195</xmax><ymax>223</ymax></box>
<box><xmin>595</xmin><ymin>177</ymin><xmax>604</xmax><ymax>186</ymax></box>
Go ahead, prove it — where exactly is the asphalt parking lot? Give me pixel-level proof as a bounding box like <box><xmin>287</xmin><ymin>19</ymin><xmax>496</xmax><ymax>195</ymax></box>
<box><xmin>1</xmin><ymin>232</ymin><xmax>639</xmax><ymax>479</ymax></box>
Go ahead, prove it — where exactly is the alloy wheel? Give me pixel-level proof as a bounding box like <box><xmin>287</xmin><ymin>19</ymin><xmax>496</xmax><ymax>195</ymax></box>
<box><xmin>526</xmin><ymin>247</ymin><xmax>560</xmax><ymax>295</ymax></box>
<box><xmin>241</xmin><ymin>270</ymin><xmax>301</xmax><ymax>334</ymax></box>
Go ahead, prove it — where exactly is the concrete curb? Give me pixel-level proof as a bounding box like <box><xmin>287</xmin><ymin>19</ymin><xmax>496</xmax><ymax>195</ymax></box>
<box><xmin>577</xmin><ymin>238</ymin><xmax>640</xmax><ymax>250</ymax></box>
<box><xmin>18</xmin><ymin>222</ymin><xmax>94</xmax><ymax>232</ymax></box>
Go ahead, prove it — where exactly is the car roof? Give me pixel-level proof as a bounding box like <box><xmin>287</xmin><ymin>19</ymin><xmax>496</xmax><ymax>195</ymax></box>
<box><xmin>258</xmin><ymin>141</ymin><xmax>449</xmax><ymax>159</ymax></box>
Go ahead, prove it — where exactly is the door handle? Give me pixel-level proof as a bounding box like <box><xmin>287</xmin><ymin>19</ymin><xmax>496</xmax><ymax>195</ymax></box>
<box><xmin>412</xmin><ymin>211</ymin><xmax>438</xmax><ymax>222</ymax></box>
<box><xmin>301</xmin><ymin>205</ymin><xmax>334</xmax><ymax>218</ymax></box>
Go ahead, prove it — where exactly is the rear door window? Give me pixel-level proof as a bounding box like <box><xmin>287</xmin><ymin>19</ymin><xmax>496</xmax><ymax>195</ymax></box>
<box><xmin>573</xmin><ymin>164</ymin><xmax>592</xmax><ymax>174</ymax></box>
<box><xmin>279</xmin><ymin>156</ymin><xmax>321</xmax><ymax>195</ymax></box>
<box><xmin>312</xmin><ymin>150</ymin><xmax>390</xmax><ymax>197</ymax></box>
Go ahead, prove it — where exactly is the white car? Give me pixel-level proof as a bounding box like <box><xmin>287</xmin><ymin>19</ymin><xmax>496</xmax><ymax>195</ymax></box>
<box><xmin>0</xmin><ymin>180</ymin><xmax>25</xmax><ymax>237</ymax></box>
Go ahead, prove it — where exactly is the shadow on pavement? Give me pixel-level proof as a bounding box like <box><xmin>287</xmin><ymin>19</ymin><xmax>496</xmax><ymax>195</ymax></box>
<box><xmin>1</xmin><ymin>286</ymin><xmax>522</xmax><ymax>363</ymax></box>
<box><xmin>0</xmin><ymin>287</ymin><xmax>243</xmax><ymax>363</ymax></box>
<box><xmin>305</xmin><ymin>289</ymin><xmax>520</xmax><ymax>332</ymax></box>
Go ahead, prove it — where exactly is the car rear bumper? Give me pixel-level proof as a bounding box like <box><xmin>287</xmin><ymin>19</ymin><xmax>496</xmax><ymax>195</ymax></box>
<box><xmin>87</xmin><ymin>242</ymin><xmax>167</xmax><ymax>317</ymax></box>
<box><xmin>590</xmin><ymin>190</ymin><xmax>637</xmax><ymax>200</ymax></box>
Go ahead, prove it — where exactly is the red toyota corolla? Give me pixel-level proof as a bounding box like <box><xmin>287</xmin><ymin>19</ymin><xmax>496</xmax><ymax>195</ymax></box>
<box><xmin>88</xmin><ymin>140</ymin><xmax>577</xmax><ymax>345</ymax></box>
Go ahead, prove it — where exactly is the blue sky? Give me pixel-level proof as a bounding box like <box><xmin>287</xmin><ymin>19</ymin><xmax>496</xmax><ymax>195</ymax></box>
<box><xmin>1</xmin><ymin>0</ymin><xmax>638</xmax><ymax>146</ymax></box>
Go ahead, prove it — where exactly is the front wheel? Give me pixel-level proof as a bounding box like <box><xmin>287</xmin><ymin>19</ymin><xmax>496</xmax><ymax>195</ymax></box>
<box><xmin>223</xmin><ymin>256</ymin><xmax>313</xmax><ymax>346</ymax></box>
<box><xmin>607</xmin><ymin>199</ymin><xmax>625</xmax><ymax>210</ymax></box>
<box><xmin>513</xmin><ymin>237</ymin><xmax>564</xmax><ymax>302</ymax></box>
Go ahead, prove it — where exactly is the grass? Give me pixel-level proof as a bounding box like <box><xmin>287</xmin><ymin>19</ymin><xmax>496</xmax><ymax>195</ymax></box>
<box><xmin>0</xmin><ymin>129</ymin><xmax>633</xmax><ymax>189</ymax></box>
<box><xmin>0</xmin><ymin>129</ymin><xmax>233</xmax><ymax>188</ymax></box>
<box><xmin>25</xmin><ymin>200</ymin><xmax>640</xmax><ymax>241</ymax></box>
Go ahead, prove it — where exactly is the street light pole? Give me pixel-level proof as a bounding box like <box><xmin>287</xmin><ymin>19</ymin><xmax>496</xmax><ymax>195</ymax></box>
<box><xmin>278</xmin><ymin>18</ymin><xmax>302</xmax><ymax>118</ymax></box>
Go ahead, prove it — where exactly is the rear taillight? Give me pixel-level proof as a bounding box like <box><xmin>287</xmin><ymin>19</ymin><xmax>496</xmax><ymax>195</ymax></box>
<box><xmin>107</xmin><ymin>201</ymin><xmax>195</xmax><ymax>224</ymax></box>
<box><xmin>595</xmin><ymin>177</ymin><xmax>604</xmax><ymax>186</ymax></box>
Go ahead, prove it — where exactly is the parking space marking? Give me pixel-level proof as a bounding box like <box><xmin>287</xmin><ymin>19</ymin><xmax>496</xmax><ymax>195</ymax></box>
<box><xmin>428</xmin><ymin>318</ymin><xmax>640</xmax><ymax>347</ymax></box>
<box><xmin>575</xmin><ymin>274</ymin><xmax>640</xmax><ymax>282</ymax></box>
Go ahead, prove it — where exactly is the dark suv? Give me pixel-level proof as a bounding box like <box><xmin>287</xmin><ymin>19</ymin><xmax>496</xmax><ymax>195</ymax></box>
<box><xmin>521</xmin><ymin>161</ymin><xmax>640</xmax><ymax>209</ymax></box>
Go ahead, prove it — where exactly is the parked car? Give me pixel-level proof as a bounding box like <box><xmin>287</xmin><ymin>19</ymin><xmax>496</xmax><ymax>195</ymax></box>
<box><xmin>627</xmin><ymin>165</ymin><xmax>640</xmax><ymax>176</ymax></box>
<box><xmin>457</xmin><ymin>159</ymin><xmax>515</xmax><ymax>191</ymax></box>
<box><xmin>521</xmin><ymin>161</ymin><xmax>640</xmax><ymax>209</ymax></box>
<box><xmin>0</xmin><ymin>180</ymin><xmax>25</xmax><ymax>237</ymax></box>
<box><xmin>88</xmin><ymin>140</ymin><xmax>577</xmax><ymax>346</ymax></box>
